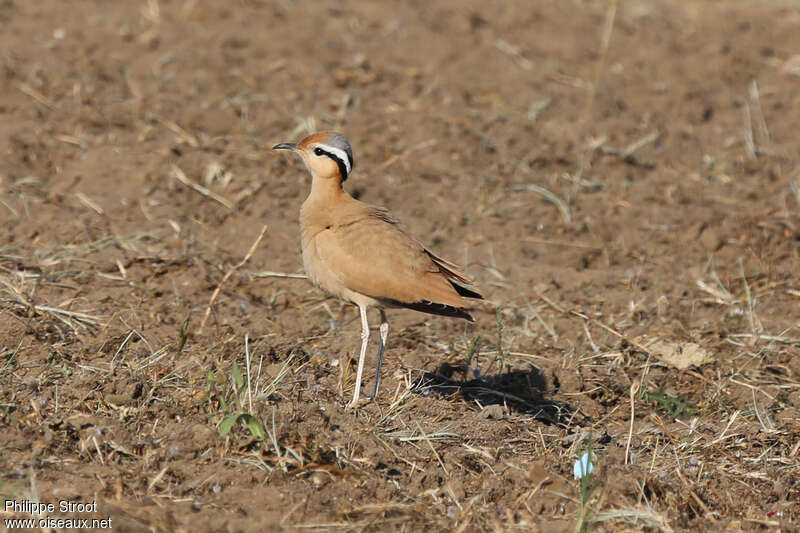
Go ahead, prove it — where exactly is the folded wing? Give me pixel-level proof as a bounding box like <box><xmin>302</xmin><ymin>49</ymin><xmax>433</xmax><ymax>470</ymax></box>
<box><xmin>313</xmin><ymin>207</ymin><xmax>482</xmax><ymax>320</ymax></box>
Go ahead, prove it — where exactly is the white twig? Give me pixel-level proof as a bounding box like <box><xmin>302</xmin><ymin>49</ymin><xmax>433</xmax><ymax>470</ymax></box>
<box><xmin>171</xmin><ymin>164</ymin><xmax>233</xmax><ymax>209</ymax></box>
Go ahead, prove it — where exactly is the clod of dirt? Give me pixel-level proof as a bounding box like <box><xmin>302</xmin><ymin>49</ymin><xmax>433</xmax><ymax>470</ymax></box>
<box><xmin>775</xmin><ymin>407</ymin><xmax>800</xmax><ymax>429</ymax></box>
<box><xmin>478</xmin><ymin>404</ymin><xmax>508</xmax><ymax>420</ymax></box>
<box><xmin>643</xmin><ymin>338</ymin><xmax>714</xmax><ymax>370</ymax></box>
<box><xmin>782</xmin><ymin>54</ymin><xmax>800</xmax><ymax>76</ymax></box>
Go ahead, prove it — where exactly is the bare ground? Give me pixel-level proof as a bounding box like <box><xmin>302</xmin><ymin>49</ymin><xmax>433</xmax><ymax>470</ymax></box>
<box><xmin>1</xmin><ymin>1</ymin><xmax>800</xmax><ymax>531</ymax></box>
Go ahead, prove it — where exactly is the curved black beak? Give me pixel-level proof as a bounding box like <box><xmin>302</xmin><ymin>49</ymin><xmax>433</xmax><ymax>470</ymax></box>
<box><xmin>272</xmin><ymin>142</ymin><xmax>297</xmax><ymax>151</ymax></box>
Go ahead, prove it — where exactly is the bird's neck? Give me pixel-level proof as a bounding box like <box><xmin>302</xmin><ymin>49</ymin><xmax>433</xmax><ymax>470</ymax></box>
<box><xmin>307</xmin><ymin>174</ymin><xmax>347</xmax><ymax>201</ymax></box>
<box><xmin>301</xmin><ymin>175</ymin><xmax>353</xmax><ymax>241</ymax></box>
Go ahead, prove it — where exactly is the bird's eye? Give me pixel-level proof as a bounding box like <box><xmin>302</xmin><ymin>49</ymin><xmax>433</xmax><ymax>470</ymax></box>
<box><xmin>313</xmin><ymin>148</ymin><xmax>324</xmax><ymax>156</ymax></box>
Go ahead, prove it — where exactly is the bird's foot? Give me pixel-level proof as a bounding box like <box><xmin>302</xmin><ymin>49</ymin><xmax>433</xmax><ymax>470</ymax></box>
<box><xmin>346</xmin><ymin>391</ymin><xmax>363</xmax><ymax>409</ymax></box>
<box><xmin>345</xmin><ymin>399</ymin><xmax>362</xmax><ymax>410</ymax></box>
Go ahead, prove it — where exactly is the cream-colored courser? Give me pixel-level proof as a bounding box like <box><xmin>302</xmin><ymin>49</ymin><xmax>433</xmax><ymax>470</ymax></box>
<box><xmin>274</xmin><ymin>132</ymin><xmax>482</xmax><ymax>407</ymax></box>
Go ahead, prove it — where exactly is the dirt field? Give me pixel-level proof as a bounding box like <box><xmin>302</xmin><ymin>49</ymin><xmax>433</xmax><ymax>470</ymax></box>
<box><xmin>1</xmin><ymin>0</ymin><xmax>799</xmax><ymax>531</ymax></box>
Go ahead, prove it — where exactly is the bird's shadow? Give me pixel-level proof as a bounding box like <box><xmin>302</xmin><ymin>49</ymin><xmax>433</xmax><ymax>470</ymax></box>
<box><xmin>411</xmin><ymin>363</ymin><xmax>574</xmax><ymax>426</ymax></box>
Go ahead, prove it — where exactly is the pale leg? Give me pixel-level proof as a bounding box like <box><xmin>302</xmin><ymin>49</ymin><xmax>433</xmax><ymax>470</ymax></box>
<box><xmin>368</xmin><ymin>309</ymin><xmax>389</xmax><ymax>402</ymax></box>
<box><xmin>348</xmin><ymin>304</ymin><xmax>370</xmax><ymax>407</ymax></box>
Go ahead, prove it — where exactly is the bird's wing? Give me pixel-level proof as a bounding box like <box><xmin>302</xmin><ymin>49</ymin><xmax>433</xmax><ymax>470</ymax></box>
<box><xmin>368</xmin><ymin>206</ymin><xmax>477</xmax><ymax>286</ymax></box>
<box><xmin>312</xmin><ymin>206</ymin><xmax>473</xmax><ymax>310</ymax></box>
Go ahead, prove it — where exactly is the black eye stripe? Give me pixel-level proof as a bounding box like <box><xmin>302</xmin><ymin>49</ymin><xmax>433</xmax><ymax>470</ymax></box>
<box><xmin>313</xmin><ymin>147</ymin><xmax>349</xmax><ymax>181</ymax></box>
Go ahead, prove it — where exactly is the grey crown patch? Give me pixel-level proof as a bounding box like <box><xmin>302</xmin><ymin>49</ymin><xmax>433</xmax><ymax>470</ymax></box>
<box><xmin>325</xmin><ymin>133</ymin><xmax>354</xmax><ymax>176</ymax></box>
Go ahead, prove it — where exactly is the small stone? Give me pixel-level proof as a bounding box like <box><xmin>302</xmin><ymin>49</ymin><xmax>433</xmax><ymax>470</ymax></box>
<box><xmin>478</xmin><ymin>404</ymin><xmax>508</xmax><ymax>420</ymax></box>
<box><xmin>310</xmin><ymin>471</ymin><xmax>328</xmax><ymax>488</ymax></box>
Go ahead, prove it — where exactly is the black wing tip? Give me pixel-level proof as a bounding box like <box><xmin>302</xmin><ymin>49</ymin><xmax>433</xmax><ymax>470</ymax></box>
<box><xmin>451</xmin><ymin>282</ymin><xmax>483</xmax><ymax>300</ymax></box>
<box><xmin>382</xmin><ymin>299</ymin><xmax>476</xmax><ymax>321</ymax></box>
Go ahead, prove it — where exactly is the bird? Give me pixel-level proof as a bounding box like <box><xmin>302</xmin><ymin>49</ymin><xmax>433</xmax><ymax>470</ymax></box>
<box><xmin>273</xmin><ymin>131</ymin><xmax>482</xmax><ymax>407</ymax></box>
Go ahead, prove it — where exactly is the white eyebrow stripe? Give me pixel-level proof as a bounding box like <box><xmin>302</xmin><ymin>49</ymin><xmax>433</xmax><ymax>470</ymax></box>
<box><xmin>318</xmin><ymin>144</ymin><xmax>352</xmax><ymax>176</ymax></box>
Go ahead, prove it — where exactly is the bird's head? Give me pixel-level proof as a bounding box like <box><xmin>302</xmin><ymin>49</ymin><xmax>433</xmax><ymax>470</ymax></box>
<box><xmin>273</xmin><ymin>131</ymin><xmax>354</xmax><ymax>182</ymax></box>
